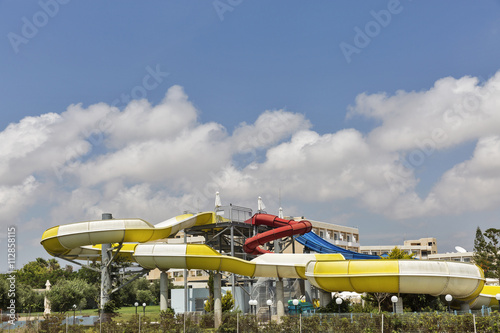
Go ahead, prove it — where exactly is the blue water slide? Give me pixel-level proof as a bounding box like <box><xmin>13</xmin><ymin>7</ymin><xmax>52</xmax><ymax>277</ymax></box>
<box><xmin>295</xmin><ymin>232</ymin><xmax>380</xmax><ymax>260</ymax></box>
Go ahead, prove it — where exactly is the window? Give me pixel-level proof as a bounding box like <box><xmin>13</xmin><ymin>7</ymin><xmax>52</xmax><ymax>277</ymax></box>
<box><xmin>347</xmin><ymin>235</ymin><xmax>351</xmax><ymax>242</ymax></box>
<box><xmin>334</xmin><ymin>233</ymin><xmax>339</xmax><ymax>240</ymax></box>
<box><xmin>195</xmin><ymin>299</ymin><xmax>206</xmax><ymax>312</ymax></box>
<box><xmin>320</xmin><ymin>230</ymin><xmax>324</xmax><ymax>238</ymax></box>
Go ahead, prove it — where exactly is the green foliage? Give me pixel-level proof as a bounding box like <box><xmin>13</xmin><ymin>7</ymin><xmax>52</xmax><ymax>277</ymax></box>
<box><xmin>136</xmin><ymin>289</ymin><xmax>155</xmax><ymax>305</ymax></box>
<box><xmin>73</xmin><ymin>263</ymin><xmax>101</xmax><ymax>285</ymax></box>
<box><xmin>386</xmin><ymin>246</ymin><xmax>415</xmax><ymax>259</ymax></box>
<box><xmin>205</xmin><ymin>271</ymin><xmax>215</xmax><ymax>313</ymax></box>
<box><xmin>318</xmin><ymin>297</ymin><xmax>351</xmax><ymax>313</ymax></box>
<box><xmin>114</xmin><ymin>276</ymin><xmax>167</xmax><ymax>307</ymax></box>
<box><xmin>27</xmin><ymin>311</ymin><xmax>500</xmax><ymax>333</ymax></box>
<box><xmin>401</xmin><ymin>293</ymin><xmax>446</xmax><ymax>312</ymax></box>
<box><xmin>474</xmin><ymin>226</ymin><xmax>493</xmax><ymax>277</ymax></box>
<box><xmin>47</xmin><ymin>278</ymin><xmax>98</xmax><ymax>312</ymax></box>
<box><xmin>222</xmin><ymin>290</ymin><xmax>235</xmax><ymax>312</ymax></box>
<box><xmin>0</xmin><ymin>277</ymin><xmax>10</xmax><ymax>309</ymax></box>
<box><xmin>473</xmin><ymin>227</ymin><xmax>500</xmax><ymax>279</ymax></box>
<box><xmin>17</xmin><ymin>283</ymin><xmax>45</xmax><ymax>312</ymax></box>
<box><xmin>484</xmin><ymin>228</ymin><xmax>500</xmax><ymax>280</ymax></box>
<box><xmin>15</xmin><ymin>258</ymin><xmax>72</xmax><ymax>288</ymax></box>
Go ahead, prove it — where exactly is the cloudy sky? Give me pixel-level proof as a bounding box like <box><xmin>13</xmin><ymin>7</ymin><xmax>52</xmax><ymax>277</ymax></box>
<box><xmin>1</xmin><ymin>1</ymin><xmax>500</xmax><ymax>271</ymax></box>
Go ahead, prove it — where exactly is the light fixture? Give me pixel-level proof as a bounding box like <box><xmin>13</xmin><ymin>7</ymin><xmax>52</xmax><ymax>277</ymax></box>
<box><xmin>391</xmin><ymin>295</ymin><xmax>398</xmax><ymax>313</ymax></box>
<box><xmin>335</xmin><ymin>297</ymin><xmax>342</xmax><ymax>315</ymax></box>
<box><xmin>445</xmin><ymin>294</ymin><xmax>452</xmax><ymax>313</ymax></box>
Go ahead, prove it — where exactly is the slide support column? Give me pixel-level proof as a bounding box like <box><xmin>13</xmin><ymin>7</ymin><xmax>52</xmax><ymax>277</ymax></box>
<box><xmin>214</xmin><ymin>272</ymin><xmax>222</xmax><ymax>328</ymax></box>
<box><xmin>100</xmin><ymin>213</ymin><xmax>113</xmax><ymax>315</ymax></box>
<box><xmin>276</xmin><ymin>278</ymin><xmax>285</xmax><ymax>322</ymax></box>
<box><xmin>160</xmin><ymin>271</ymin><xmax>169</xmax><ymax>311</ymax></box>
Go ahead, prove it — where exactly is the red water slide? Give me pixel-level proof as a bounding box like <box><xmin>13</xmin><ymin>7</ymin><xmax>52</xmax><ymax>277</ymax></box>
<box><xmin>243</xmin><ymin>214</ymin><xmax>312</xmax><ymax>255</ymax></box>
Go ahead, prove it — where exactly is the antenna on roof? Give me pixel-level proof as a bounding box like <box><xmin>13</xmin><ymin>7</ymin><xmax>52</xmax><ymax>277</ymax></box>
<box><xmin>215</xmin><ymin>191</ymin><xmax>222</xmax><ymax>208</ymax></box>
<box><xmin>278</xmin><ymin>187</ymin><xmax>283</xmax><ymax>218</ymax></box>
<box><xmin>455</xmin><ymin>246</ymin><xmax>467</xmax><ymax>253</ymax></box>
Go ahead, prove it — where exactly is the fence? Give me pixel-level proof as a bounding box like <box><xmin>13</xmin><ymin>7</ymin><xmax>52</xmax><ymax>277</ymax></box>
<box><xmin>2</xmin><ymin>311</ymin><xmax>500</xmax><ymax>332</ymax></box>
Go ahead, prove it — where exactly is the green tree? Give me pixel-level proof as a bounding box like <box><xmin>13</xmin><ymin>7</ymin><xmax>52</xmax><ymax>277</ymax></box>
<box><xmin>222</xmin><ymin>290</ymin><xmax>234</xmax><ymax>312</ymax></box>
<box><xmin>17</xmin><ymin>284</ymin><xmax>44</xmax><ymax>313</ymax></box>
<box><xmin>16</xmin><ymin>258</ymin><xmax>72</xmax><ymax>288</ymax></box>
<box><xmin>484</xmin><ymin>228</ymin><xmax>500</xmax><ymax>280</ymax></box>
<box><xmin>204</xmin><ymin>272</ymin><xmax>215</xmax><ymax>313</ymax></box>
<box><xmin>136</xmin><ymin>289</ymin><xmax>155</xmax><ymax>305</ymax></box>
<box><xmin>473</xmin><ymin>227</ymin><xmax>492</xmax><ymax>277</ymax></box>
<box><xmin>387</xmin><ymin>246</ymin><xmax>414</xmax><ymax>259</ymax></box>
<box><xmin>0</xmin><ymin>277</ymin><xmax>10</xmax><ymax>309</ymax></box>
<box><xmin>47</xmin><ymin>278</ymin><xmax>98</xmax><ymax>312</ymax></box>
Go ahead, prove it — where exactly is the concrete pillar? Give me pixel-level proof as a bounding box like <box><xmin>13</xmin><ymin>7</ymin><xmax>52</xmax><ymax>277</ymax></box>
<box><xmin>395</xmin><ymin>298</ymin><xmax>403</xmax><ymax>314</ymax></box>
<box><xmin>214</xmin><ymin>272</ymin><xmax>222</xmax><ymax>328</ymax></box>
<box><xmin>276</xmin><ymin>278</ymin><xmax>285</xmax><ymax>322</ymax></box>
<box><xmin>100</xmin><ymin>213</ymin><xmax>113</xmax><ymax>313</ymax></box>
<box><xmin>304</xmin><ymin>280</ymin><xmax>312</xmax><ymax>303</ymax></box>
<box><xmin>460</xmin><ymin>302</ymin><xmax>470</xmax><ymax>312</ymax></box>
<box><xmin>160</xmin><ymin>271</ymin><xmax>169</xmax><ymax>311</ymax></box>
<box><xmin>319</xmin><ymin>289</ymin><xmax>332</xmax><ymax>307</ymax></box>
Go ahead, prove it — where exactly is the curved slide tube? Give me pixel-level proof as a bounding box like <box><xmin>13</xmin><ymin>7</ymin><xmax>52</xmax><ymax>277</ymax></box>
<box><xmin>296</xmin><ymin>231</ymin><xmax>381</xmax><ymax>260</ymax></box>
<box><xmin>40</xmin><ymin>212</ymin><xmax>498</xmax><ymax>307</ymax></box>
<box><xmin>243</xmin><ymin>214</ymin><xmax>312</xmax><ymax>255</ymax></box>
<box><xmin>41</xmin><ymin>212</ymin><xmax>215</xmax><ymax>259</ymax></box>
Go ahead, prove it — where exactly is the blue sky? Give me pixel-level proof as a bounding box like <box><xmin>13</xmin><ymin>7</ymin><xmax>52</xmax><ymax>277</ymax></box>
<box><xmin>1</xmin><ymin>0</ymin><xmax>500</xmax><ymax>271</ymax></box>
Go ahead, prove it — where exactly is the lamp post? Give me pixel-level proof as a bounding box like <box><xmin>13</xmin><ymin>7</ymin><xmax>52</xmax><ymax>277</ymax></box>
<box><xmin>292</xmin><ymin>299</ymin><xmax>299</xmax><ymax>314</ymax></box>
<box><xmin>134</xmin><ymin>302</ymin><xmax>139</xmax><ymax>315</ymax></box>
<box><xmin>266</xmin><ymin>299</ymin><xmax>273</xmax><ymax>322</ymax></box>
<box><xmin>72</xmin><ymin>304</ymin><xmax>77</xmax><ymax>325</ymax></box>
<box><xmin>335</xmin><ymin>297</ymin><xmax>343</xmax><ymax>315</ymax></box>
<box><xmin>249</xmin><ymin>299</ymin><xmax>257</xmax><ymax>315</ymax></box>
<box><xmin>391</xmin><ymin>296</ymin><xmax>398</xmax><ymax>314</ymax></box>
<box><xmin>445</xmin><ymin>294</ymin><xmax>452</xmax><ymax>313</ymax></box>
<box><xmin>142</xmin><ymin>303</ymin><xmax>146</xmax><ymax>316</ymax></box>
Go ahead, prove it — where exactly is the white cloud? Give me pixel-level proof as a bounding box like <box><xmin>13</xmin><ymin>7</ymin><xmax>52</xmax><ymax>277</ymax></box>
<box><xmin>349</xmin><ymin>72</ymin><xmax>500</xmax><ymax>152</ymax></box>
<box><xmin>0</xmin><ymin>176</ymin><xmax>39</xmax><ymax>224</ymax></box>
<box><xmin>424</xmin><ymin>136</ymin><xmax>500</xmax><ymax>214</ymax></box>
<box><xmin>105</xmin><ymin>85</ymin><xmax>199</xmax><ymax>148</ymax></box>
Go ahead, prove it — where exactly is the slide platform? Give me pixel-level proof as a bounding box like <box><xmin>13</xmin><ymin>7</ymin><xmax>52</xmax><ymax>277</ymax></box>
<box><xmin>40</xmin><ymin>212</ymin><xmax>499</xmax><ymax>308</ymax></box>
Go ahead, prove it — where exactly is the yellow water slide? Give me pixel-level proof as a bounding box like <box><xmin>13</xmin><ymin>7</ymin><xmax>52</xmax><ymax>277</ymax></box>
<box><xmin>41</xmin><ymin>212</ymin><xmax>499</xmax><ymax>308</ymax></box>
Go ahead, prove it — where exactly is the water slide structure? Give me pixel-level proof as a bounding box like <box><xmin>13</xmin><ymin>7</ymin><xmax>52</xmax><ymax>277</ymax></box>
<box><xmin>295</xmin><ymin>231</ymin><xmax>381</xmax><ymax>260</ymax></box>
<box><xmin>41</xmin><ymin>212</ymin><xmax>500</xmax><ymax>309</ymax></box>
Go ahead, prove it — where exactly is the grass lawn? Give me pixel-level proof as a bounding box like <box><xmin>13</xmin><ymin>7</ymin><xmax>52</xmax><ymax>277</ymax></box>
<box><xmin>18</xmin><ymin>305</ymin><xmax>163</xmax><ymax>319</ymax></box>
